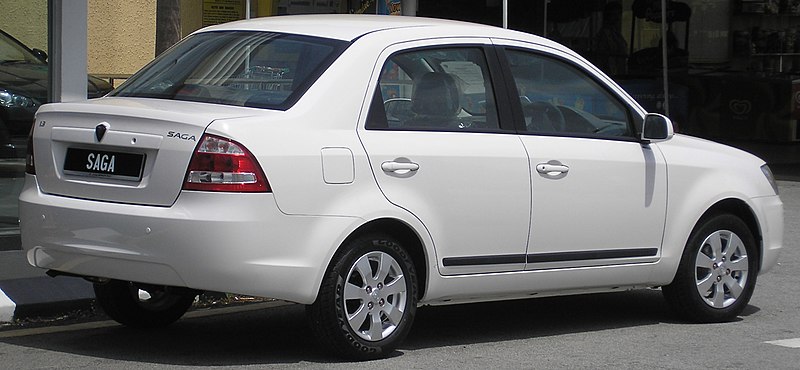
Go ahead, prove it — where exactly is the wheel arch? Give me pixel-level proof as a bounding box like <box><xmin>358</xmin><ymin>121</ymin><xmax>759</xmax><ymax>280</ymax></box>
<box><xmin>661</xmin><ymin>198</ymin><xmax>763</xmax><ymax>322</ymax></box>
<box><xmin>695</xmin><ymin>198</ymin><xmax>762</xmax><ymax>273</ymax></box>
<box><xmin>338</xmin><ymin>218</ymin><xmax>429</xmax><ymax>301</ymax></box>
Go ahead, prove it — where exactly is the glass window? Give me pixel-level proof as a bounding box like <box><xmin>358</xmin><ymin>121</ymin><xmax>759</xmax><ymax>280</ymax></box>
<box><xmin>0</xmin><ymin>28</ymin><xmax>48</xmax><ymax>249</ymax></box>
<box><xmin>0</xmin><ymin>31</ymin><xmax>46</xmax><ymax>65</ymax></box>
<box><xmin>367</xmin><ymin>47</ymin><xmax>499</xmax><ymax>131</ymax></box>
<box><xmin>506</xmin><ymin>49</ymin><xmax>631</xmax><ymax>138</ymax></box>
<box><xmin>112</xmin><ymin>32</ymin><xmax>347</xmax><ymax>110</ymax></box>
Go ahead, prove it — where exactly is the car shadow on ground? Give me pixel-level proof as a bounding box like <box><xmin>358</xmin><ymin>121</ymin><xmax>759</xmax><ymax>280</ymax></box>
<box><xmin>0</xmin><ymin>289</ymin><xmax>758</xmax><ymax>366</ymax></box>
<box><xmin>405</xmin><ymin>289</ymin><xmax>758</xmax><ymax>351</ymax></box>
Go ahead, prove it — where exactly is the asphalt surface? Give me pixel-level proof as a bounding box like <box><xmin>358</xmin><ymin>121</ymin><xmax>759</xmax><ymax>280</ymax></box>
<box><xmin>0</xmin><ymin>264</ymin><xmax>798</xmax><ymax>368</ymax></box>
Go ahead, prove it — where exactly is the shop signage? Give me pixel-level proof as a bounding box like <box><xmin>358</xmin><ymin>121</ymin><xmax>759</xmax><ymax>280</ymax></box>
<box><xmin>377</xmin><ymin>0</ymin><xmax>402</xmax><ymax>15</ymax></box>
<box><xmin>203</xmin><ymin>0</ymin><xmax>245</xmax><ymax>27</ymax></box>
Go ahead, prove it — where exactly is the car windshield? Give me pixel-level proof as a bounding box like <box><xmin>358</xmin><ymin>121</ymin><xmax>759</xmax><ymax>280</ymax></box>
<box><xmin>112</xmin><ymin>31</ymin><xmax>348</xmax><ymax>110</ymax></box>
<box><xmin>0</xmin><ymin>31</ymin><xmax>44</xmax><ymax>65</ymax></box>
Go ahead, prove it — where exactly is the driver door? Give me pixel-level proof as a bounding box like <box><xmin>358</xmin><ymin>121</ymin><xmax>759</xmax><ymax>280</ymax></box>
<box><xmin>499</xmin><ymin>45</ymin><xmax>668</xmax><ymax>270</ymax></box>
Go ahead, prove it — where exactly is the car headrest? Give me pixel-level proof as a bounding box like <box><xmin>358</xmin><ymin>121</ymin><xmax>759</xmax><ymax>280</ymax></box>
<box><xmin>411</xmin><ymin>72</ymin><xmax>460</xmax><ymax>117</ymax></box>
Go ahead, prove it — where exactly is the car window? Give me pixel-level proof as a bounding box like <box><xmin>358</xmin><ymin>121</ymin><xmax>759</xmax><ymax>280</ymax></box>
<box><xmin>0</xmin><ymin>31</ymin><xmax>44</xmax><ymax>64</ymax></box>
<box><xmin>505</xmin><ymin>49</ymin><xmax>631</xmax><ymax>138</ymax></box>
<box><xmin>112</xmin><ymin>31</ymin><xmax>347</xmax><ymax>110</ymax></box>
<box><xmin>367</xmin><ymin>47</ymin><xmax>499</xmax><ymax>131</ymax></box>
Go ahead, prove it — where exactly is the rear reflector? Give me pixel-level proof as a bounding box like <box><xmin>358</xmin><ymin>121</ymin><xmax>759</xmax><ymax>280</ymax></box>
<box><xmin>183</xmin><ymin>134</ymin><xmax>270</xmax><ymax>192</ymax></box>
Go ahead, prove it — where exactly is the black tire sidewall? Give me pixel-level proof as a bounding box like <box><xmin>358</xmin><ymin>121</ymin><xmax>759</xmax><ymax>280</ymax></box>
<box><xmin>308</xmin><ymin>234</ymin><xmax>418</xmax><ymax>360</ymax></box>
<box><xmin>94</xmin><ymin>280</ymin><xmax>195</xmax><ymax>328</ymax></box>
<box><xmin>664</xmin><ymin>213</ymin><xmax>759</xmax><ymax>323</ymax></box>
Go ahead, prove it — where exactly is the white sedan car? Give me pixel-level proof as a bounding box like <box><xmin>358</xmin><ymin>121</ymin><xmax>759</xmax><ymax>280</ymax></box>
<box><xmin>20</xmin><ymin>15</ymin><xmax>783</xmax><ymax>359</ymax></box>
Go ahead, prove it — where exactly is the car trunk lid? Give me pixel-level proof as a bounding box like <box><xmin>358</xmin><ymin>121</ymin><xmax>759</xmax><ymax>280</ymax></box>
<box><xmin>32</xmin><ymin>97</ymin><xmax>257</xmax><ymax>206</ymax></box>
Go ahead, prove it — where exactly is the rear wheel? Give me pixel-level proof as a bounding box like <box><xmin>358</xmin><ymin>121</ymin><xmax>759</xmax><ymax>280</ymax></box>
<box><xmin>307</xmin><ymin>234</ymin><xmax>418</xmax><ymax>360</ymax></box>
<box><xmin>94</xmin><ymin>280</ymin><xmax>197</xmax><ymax>328</ymax></box>
<box><xmin>662</xmin><ymin>213</ymin><xmax>758</xmax><ymax>322</ymax></box>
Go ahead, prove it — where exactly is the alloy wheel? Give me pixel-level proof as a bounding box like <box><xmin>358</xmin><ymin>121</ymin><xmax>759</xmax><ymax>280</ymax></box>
<box><xmin>694</xmin><ymin>230</ymin><xmax>750</xmax><ymax>309</ymax></box>
<box><xmin>343</xmin><ymin>251</ymin><xmax>408</xmax><ymax>341</ymax></box>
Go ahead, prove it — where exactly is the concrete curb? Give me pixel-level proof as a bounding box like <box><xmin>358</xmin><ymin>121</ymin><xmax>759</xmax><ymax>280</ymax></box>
<box><xmin>0</xmin><ymin>276</ymin><xmax>95</xmax><ymax>323</ymax></box>
<box><xmin>0</xmin><ymin>289</ymin><xmax>13</xmax><ymax>322</ymax></box>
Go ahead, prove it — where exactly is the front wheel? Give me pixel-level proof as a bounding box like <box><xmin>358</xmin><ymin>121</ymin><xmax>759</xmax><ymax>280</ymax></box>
<box><xmin>662</xmin><ymin>213</ymin><xmax>758</xmax><ymax>322</ymax></box>
<box><xmin>307</xmin><ymin>234</ymin><xmax>418</xmax><ymax>360</ymax></box>
<box><xmin>94</xmin><ymin>280</ymin><xmax>197</xmax><ymax>328</ymax></box>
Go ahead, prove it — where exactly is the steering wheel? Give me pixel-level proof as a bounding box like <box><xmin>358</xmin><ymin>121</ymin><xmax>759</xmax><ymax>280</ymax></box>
<box><xmin>523</xmin><ymin>101</ymin><xmax>566</xmax><ymax>132</ymax></box>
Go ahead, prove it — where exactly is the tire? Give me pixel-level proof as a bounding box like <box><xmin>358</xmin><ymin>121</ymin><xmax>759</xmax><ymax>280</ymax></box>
<box><xmin>307</xmin><ymin>234</ymin><xmax>418</xmax><ymax>360</ymax></box>
<box><xmin>94</xmin><ymin>280</ymin><xmax>197</xmax><ymax>328</ymax></box>
<box><xmin>662</xmin><ymin>213</ymin><xmax>758</xmax><ymax>323</ymax></box>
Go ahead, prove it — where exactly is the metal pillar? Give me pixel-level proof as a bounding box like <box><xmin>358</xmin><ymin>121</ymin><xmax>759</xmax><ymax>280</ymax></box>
<box><xmin>503</xmin><ymin>0</ymin><xmax>508</xmax><ymax>29</ymax></box>
<box><xmin>47</xmin><ymin>0</ymin><xmax>88</xmax><ymax>103</ymax></box>
<box><xmin>402</xmin><ymin>0</ymin><xmax>417</xmax><ymax>16</ymax></box>
<box><xmin>661</xmin><ymin>0</ymin><xmax>670</xmax><ymax>116</ymax></box>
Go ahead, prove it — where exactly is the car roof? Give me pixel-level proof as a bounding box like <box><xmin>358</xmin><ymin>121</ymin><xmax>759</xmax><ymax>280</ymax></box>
<box><xmin>194</xmin><ymin>14</ymin><xmax>541</xmax><ymax>43</ymax></box>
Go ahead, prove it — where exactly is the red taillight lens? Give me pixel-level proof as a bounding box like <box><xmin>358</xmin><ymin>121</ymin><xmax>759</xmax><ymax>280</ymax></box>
<box><xmin>25</xmin><ymin>122</ymin><xmax>35</xmax><ymax>174</ymax></box>
<box><xmin>183</xmin><ymin>134</ymin><xmax>270</xmax><ymax>192</ymax></box>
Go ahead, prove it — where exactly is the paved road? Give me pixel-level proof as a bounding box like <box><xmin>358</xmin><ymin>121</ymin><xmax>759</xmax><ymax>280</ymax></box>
<box><xmin>0</xmin><ymin>182</ymin><xmax>797</xmax><ymax>369</ymax></box>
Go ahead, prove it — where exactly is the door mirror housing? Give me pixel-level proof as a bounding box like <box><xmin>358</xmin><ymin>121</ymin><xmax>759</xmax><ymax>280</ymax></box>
<box><xmin>32</xmin><ymin>48</ymin><xmax>48</xmax><ymax>62</ymax></box>
<box><xmin>641</xmin><ymin>113</ymin><xmax>674</xmax><ymax>143</ymax></box>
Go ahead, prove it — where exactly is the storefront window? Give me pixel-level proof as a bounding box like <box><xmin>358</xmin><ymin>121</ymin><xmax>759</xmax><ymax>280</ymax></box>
<box><xmin>419</xmin><ymin>0</ymin><xmax>799</xmax><ymax>180</ymax></box>
<box><xmin>547</xmin><ymin>0</ymin><xmax>798</xmax><ymax>179</ymax></box>
<box><xmin>0</xmin><ymin>2</ymin><xmax>47</xmax><ymax>250</ymax></box>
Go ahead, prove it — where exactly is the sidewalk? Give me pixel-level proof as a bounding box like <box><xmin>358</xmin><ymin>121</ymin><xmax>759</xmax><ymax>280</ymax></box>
<box><xmin>0</xmin><ymin>250</ymin><xmax>94</xmax><ymax>323</ymax></box>
<box><xmin>2</xmin><ymin>181</ymin><xmax>798</xmax><ymax>324</ymax></box>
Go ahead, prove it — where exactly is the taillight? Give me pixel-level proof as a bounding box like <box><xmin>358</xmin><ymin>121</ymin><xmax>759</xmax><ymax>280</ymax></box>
<box><xmin>183</xmin><ymin>134</ymin><xmax>270</xmax><ymax>192</ymax></box>
<box><xmin>25</xmin><ymin>122</ymin><xmax>35</xmax><ymax>174</ymax></box>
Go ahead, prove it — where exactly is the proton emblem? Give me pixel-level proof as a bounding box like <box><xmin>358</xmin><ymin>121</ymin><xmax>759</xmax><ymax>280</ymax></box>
<box><xmin>95</xmin><ymin>122</ymin><xmax>110</xmax><ymax>142</ymax></box>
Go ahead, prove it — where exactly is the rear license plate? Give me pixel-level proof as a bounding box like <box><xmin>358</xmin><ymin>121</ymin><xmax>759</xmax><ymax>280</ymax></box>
<box><xmin>63</xmin><ymin>148</ymin><xmax>145</xmax><ymax>181</ymax></box>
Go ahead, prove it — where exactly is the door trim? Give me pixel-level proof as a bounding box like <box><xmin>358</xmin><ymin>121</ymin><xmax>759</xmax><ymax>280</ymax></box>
<box><xmin>442</xmin><ymin>248</ymin><xmax>658</xmax><ymax>267</ymax></box>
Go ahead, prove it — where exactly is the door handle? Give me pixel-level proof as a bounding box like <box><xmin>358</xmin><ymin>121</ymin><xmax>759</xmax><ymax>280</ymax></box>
<box><xmin>381</xmin><ymin>161</ymin><xmax>419</xmax><ymax>173</ymax></box>
<box><xmin>536</xmin><ymin>163</ymin><xmax>569</xmax><ymax>176</ymax></box>
<box><xmin>536</xmin><ymin>163</ymin><xmax>569</xmax><ymax>173</ymax></box>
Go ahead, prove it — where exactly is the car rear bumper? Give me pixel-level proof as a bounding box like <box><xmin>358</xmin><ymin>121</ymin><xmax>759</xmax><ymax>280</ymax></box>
<box><xmin>19</xmin><ymin>175</ymin><xmax>356</xmax><ymax>304</ymax></box>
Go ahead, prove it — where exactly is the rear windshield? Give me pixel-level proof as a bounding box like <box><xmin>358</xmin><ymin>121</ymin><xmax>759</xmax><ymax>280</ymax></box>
<box><xmin>111</xmin><ymin>31</ymin><xmax>348</xmax><ymax>110</ymax></box>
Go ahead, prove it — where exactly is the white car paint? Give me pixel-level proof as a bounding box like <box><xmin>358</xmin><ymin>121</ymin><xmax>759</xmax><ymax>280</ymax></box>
<box><xmin>20</xmin><ymin>15</ymin><xmax>782</xmax><ymax>311</ymax></box>
<box><xmin>522</xmin><ymin>136</ymin><xmax>667</xmax><ymax>269</ymax></box>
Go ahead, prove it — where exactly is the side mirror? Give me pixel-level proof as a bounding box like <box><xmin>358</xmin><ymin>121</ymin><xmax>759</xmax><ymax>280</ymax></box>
<box><xmin>641</xmin><ymin>113</ymin><xmax>674</xmax><ymax>143</ymax></box>
<box><xmin>32</xmin><ymin>48</ymin><xmax>48</xmax><ymax>62</ymax></box>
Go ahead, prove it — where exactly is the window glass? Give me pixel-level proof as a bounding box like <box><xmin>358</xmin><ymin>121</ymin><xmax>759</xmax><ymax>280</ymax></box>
<box><xmin>506</xmin><ymin>49</ymin><xmax>631</xmax><ymax>137</ymax></box>
<box><xmin>0</xmin><ymin>31</ymin><xmax>45</xmax><ymax>65</ymax></box>
<box><xmin>368</xmin><ymin>47</ymin><xmax>499</xmax><ymax>131</ymax></box>
<box><xmin>112</xmin><ymin>32</ymin><xmax>347</xmax><ymax>109</ymax></box>
<box><xmin>0</xmin><ymin>29</ymin><xmax>47</xmax><ymax>248</ymax></box>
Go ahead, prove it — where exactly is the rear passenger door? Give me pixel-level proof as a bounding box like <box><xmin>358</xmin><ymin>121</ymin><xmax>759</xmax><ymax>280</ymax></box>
<box><xmin>496</xmin><ymin>43</ymin><xmax>668</xmax><ymax>270</ymax></box>
<box><xmin>358</xmin><ymin>40</ymin><xmax>532</xmax><ymax>276</ymax></box>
